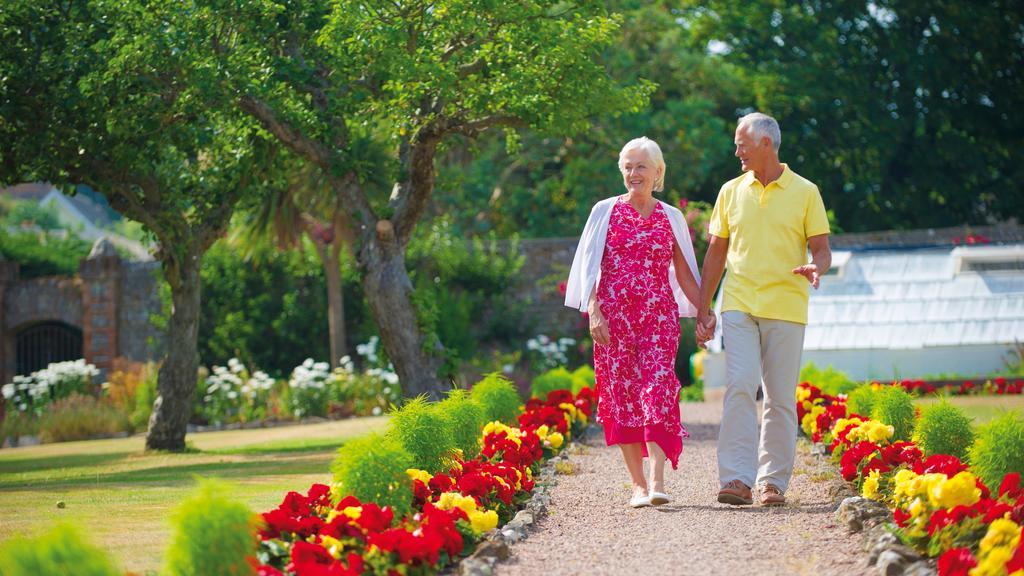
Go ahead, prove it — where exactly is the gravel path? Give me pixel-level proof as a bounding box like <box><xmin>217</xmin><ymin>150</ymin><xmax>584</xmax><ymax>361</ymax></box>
<box><xmin>496</xmin><ymin>389</ymin><xmax>872</xmax><ymax>576</ymax></box>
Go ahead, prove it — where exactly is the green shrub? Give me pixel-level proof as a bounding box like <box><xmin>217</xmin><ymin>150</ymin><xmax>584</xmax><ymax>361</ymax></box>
<box><xmin>332</xmin><ymin>433</ymin><xmax>414</xmax><ymax>517</ymax></box>
<box><xmin>531</xmin><ymin>367</ymin><xmax>574</xmax><ymax>399</ymax></box>
<box><xmin>870</xmin><ymin>386</ymin><xmax>917</xmax><ymax>442</ymax></box>
<box><xmin>680</xmin><ymin>380</ymin><xmax>705</xmax><ymax>403</ymax></box>
<box><xmin>163</xmin><ymin>479</ymin><xmax>259</xmax><ymax>576</ymax></box>
<box><xmin>0</xmin><ymin>523</ymin><xmax>119</xmax><ymax>576</ymax></box>
<box><xmin>913</xmin><ymin>400</ymin><xmax>975</xmax><ymax>461</ymax></box>
<box><xmin>571</xmin><ymin>365</ymin><xmax>595</xmax><ymax>394</ymax></box>
<box><xmin>130</xmin><ymin>367</ymin><xmax>158</xmax><ymax>431</ymax></box>
<box><xmin>800</xmin><ymin>362</ymin><xmax>860</xmax><ymax>396</ymax></box>
<box><xmin>388</xmin><ymin>397</ymin><xmax>456</xmax><ymax>472</ymax></box>
<box><xmin>0</xmin><ymin>229</ymin><xmax>91</xmax><ymax>279</ymax></box>
<box><xmin>968</xmin><ymin>412</ymin><xmax>1024</xmax><ymax>492</ymax></box>
<box><xmin>846</xmin><ymin>384</ymin><xmax>880</xmax><ymax>418</ymax></box>
<box><xmin>38</xmin><ymin>394</ymin><xmax>126</xmax><ymax>443</ymax></box>
<box><xmin>469</xmin><ymin>373</ymin><xmax>522</xmax><ymax>424</ymax></box>
<box><xmin>0</xmin><ymin>411</ymin><xmax>40</xmax><ymax>445</ymax></box>
<box><xmin>434</xmin><ymin>389</ymin><xmax>486</xmax><ymax>460</ymax></box>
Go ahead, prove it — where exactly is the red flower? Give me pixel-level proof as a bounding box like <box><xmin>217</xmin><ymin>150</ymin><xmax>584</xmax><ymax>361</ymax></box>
<box><xmin>356</xmin><ymin>504</ymin><xmax>395</xmax><ymax>534</ymax></box>
<box><xmin>257</xmin><ymin>566</ymin><xmax>285</xmax><ymax>576</ymax></box>
<box><xmin>545</xmin><ymin>389</ymin><xmax>574</xmax><ymax>407</ymax></box>
<box><xmin>937</xmin><ymin>548</ymin><xmax>978</xmax><ymax>576</ymax></box>
<box><xmin>880</xmin><ymin>442</ymin><xmax>923</xmax><ymax>469</ymax></box>
<box><xmin>1006</xmin><ymin>540</ymin><xmax>1024</xmax><ymax>573</ymax></box>
<box><xmin>913</xmin><ymin>454</ymin><xmax>968</xmax><ymax>477</ymax></box>
<box><xmin>839</xmin><ymin>441</ymin><xmax>880</xmax><ymax>481</ymax></box>
<box><xmin>1000</xmin><ymin>473</ymin><xmax>1023</xmax><ymax>500</ymax></box>
<box><xmin>289</xmin><ymin>541</ymin><xmax>336</xmax><ymax>573</ymax></box>
<box><xmin>307</xmin><ymin>483</ymin><xmax>333</xmax><ymax>509</ymax></box>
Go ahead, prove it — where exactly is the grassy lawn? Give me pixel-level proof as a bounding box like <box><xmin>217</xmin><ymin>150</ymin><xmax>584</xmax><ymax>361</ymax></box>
<box><xmin>914</xmin><ymin>394</ymin><xmax>1024</xmax><ymax>426</ymax></box>
<box><xmin>0</xmin><ymin>416</ymin><xmax>387</xmax><ymax>574</ymax></box>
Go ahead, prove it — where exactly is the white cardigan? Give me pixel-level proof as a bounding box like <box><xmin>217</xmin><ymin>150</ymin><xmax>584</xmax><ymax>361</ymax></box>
<box><xmin>564</xmin><ymin>196</ymin><xmax>701</xmax><ymax>317</ymax></box>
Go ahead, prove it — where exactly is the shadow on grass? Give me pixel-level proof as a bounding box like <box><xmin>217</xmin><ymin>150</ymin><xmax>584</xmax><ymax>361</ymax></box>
<box><xmin>0</xmin><ymin>453</ymin><xmax>334</xmax><ymax>491</ymax></box>
<box><xmin>0</xmin><ymin>451</ymin><xmax>133</xmax><ymax>477</ymax></box>
<box><xmin>207</xmin><ymin>437</ymin><xmax>350</xmax><ymax>456</ymax></box>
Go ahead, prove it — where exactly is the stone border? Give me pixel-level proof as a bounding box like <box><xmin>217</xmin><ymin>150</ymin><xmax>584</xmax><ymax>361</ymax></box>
<box><xmin>813</xmin><ymin>442</ymin><xmax>938</xmax><ymax>576</ymax></box>
<box><xmin>455</xmin><ymin>427</ymin><xmax>593</xmax><ymax>576</ymax></box>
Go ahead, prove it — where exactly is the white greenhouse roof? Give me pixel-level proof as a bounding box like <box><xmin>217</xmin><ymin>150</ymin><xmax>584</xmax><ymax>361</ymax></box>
<box><xmin>803</xmin><ymin>245</ymin><xmax>1024</xmax><ymax>351</ymax></box>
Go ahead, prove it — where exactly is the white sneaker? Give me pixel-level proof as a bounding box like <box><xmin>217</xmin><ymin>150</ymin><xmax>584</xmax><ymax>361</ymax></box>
<box><xmin>649</xmin><ymin>491</ymin><xmax>672</xmax><ymax>506</ymax></box>
<box><xmin>629</xmin><ymin>494</ymin><xmax>651</xmax><ymax>508</ymax></box>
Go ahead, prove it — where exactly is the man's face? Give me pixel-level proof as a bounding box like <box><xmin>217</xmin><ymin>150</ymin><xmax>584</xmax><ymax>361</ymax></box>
<box><xmin>734</xmin><ymin>125</ymin><xmax>768</xmax><ymax>173</ymax></box>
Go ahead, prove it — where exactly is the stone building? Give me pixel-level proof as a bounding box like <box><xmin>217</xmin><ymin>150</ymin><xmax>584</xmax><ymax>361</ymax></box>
<box><xmin>0</xmin><ymin>238</ymin><xmax>163</xmax><ymax>384</ymax></box>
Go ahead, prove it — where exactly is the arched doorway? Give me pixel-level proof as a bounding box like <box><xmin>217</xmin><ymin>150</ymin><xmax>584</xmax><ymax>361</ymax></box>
<box><xmin>15</xmin><ymin>321</ymin><xmax>83</xmax><ymax>376</ymax></box>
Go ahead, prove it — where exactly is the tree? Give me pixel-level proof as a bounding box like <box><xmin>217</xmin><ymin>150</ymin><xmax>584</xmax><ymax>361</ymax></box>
<box><xmin>0</xmin><ymin>1</ymin><xmax>273</xmax><ymax>450</ymax></box>
<box><xmin>157</xmin><ymin>0</ymin><xmax>652</xmax><ymax>399</ymax></box>
<box><xmin>682</xmin><ymin>0</ymin><xmax>1024</xmax><ymax>231</ymax></box>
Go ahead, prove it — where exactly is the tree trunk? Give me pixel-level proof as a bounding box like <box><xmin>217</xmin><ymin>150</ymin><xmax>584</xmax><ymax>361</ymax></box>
<box><xmin>315</xmin><ymin>239</ymin><xmax>347</xmax><ymax>368</ymax></box>
<box><xmin>360</xmin><ymin>229</ymin><xmax>448</xmax><ymax>401</ymax></box>
<box><xmin>145</xmin><ymin>249</ymin><xmax>202</xmax><ymax>451</ymax></box>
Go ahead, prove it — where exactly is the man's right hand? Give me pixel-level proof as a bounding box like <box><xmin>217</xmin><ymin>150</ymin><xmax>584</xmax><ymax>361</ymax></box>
<box><xmin>695</xmin><ymin>311</ymin><xmax>716</xmax><ymax>349</ymax></box>
<box><xmin>589</xmin><ymin>306</ymin><xmax>611</xmax><ymax>346</ymax></box>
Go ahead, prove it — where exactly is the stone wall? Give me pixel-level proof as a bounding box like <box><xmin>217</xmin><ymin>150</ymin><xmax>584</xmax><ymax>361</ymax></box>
<box><xmin>512</xmin><ymin>238</ymin><xmax>585</xmax><ymax>336</ymax></box>
<box><xmin>0</xmin><ymin>239</ymin><xmax>164</xmax><ymax>383</ymax></box>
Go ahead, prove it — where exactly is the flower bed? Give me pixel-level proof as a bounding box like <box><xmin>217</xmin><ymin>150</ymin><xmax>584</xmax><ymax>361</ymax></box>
<box><xmin>799</xmin><ymin>382</ymin><xmax>1024</xmax><ymax>575</ymax></box>
<box><xmin>254</xmin><ymin>382</ymin><xmax>596</xmax><ymax>575</ymax></box>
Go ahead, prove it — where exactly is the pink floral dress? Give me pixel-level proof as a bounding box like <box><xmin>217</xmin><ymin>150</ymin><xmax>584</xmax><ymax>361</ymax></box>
<box><xmin>593</xmin><ymin>196</ymin><xmax>689</xmax><ymax>469</ymax></box>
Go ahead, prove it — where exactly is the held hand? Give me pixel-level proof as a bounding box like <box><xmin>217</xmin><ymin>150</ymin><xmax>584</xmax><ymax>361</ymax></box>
<box><xmin>695</xmin><ymin>311</ymin><xmax>717</xmax><ymax>349</ymax></box>
<box><xmin>792</xmin><ymin>264</ymin><xmax>821</xmax><ymax>289</ymax></box>
<box><xmin>589</xmin><ymin>308</ymin><xmax>611</xmax><ymax>346</ymax></box>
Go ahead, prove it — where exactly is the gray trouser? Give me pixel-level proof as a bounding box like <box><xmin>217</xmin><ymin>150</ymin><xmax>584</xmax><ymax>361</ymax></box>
<box><xmin>717</xmin><ymin>311</ymin><xmax>805</xmax><ymax>493</ymax></box>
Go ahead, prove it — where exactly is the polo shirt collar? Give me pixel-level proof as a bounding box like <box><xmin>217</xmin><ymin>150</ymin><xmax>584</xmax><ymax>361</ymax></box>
<box><xmin>742</xmin><ymin>163</ymin><xmax>794</xmax><ymax>189</ymax></box>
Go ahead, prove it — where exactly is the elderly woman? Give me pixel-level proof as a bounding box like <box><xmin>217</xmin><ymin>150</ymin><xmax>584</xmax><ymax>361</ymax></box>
<box><xmin>565</xmin><ymin>137</ymin><xmax>702</xmax><ymax>508</ymax></box>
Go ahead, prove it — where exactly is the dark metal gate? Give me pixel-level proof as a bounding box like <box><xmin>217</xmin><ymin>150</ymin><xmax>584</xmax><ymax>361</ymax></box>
<box><xmin>15</xmin><ymin>322</ymin><xmax>83</xmax><ymax>376</ymax></box>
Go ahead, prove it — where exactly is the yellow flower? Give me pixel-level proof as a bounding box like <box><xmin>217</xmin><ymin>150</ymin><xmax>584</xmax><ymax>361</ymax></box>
<box><xmin>319</xmin><ymin>536</ymin><xmax>344</xmax><ymax>559</ymax></box>
<box><xmin>468</xmin><ymin>509</ymin><xmax>499</xmax><ymax>534</ymax></box>
<box><xmin>865</xmin><ymin>421</ymin><xmax>895</xmax><ymax>444</ymax></box>
<box><xmin>972</xmin><ymin>545</ymin><xmax>1015</xmax><ymax>576</ymax></box>
<box><xmin>536</xmin><ymin>425</ymin><xmax>550</xmax><ymax>438</ymax></box>
<box><xmin>797</xmin><ymin>386</ymin><xmax>811</xmax><ymax>403</ymax></box>
<box><xmin>547</xmin><ymin>432</ymin><xmax>564</xmax><ymax>449</ymax></box>
<box><xmin>980</xmin><ymin>517</ymin><xmax>1022</xmax><ymax>553</ymax></box>
<box><xmin>325</xmin><ymin>505</ymin><xmax>362</xmax><ymax>523</ymax></box>
<box><xmin>862</xmin><ymin>470</ymin><xmax>882</xmax><ymax>501</ymax></box>
<box><xmin>406</xmin><ymin>468</ymin><xmax>433</xmax><ymax>485</ymax></box>
<box><xmin>436</xmin><ymin>492</ymin><xmax>478</xmax><ymax>515</ymax></box>
<box><xmin>929</xmin><ymin>472</ymin><xmax>982</xmax><ymax>510</ymax></box>
<box><xmin>559</xmin><ymin>402</ymin><xmax>578</xmax><ymax>421</ymax></box>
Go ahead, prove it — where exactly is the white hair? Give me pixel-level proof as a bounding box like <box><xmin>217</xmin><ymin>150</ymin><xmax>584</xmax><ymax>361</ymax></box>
<box><xmin>738</xmin><ymin>112</ymin><xmax>782</xmax><ymax>152</ymax></box>
<box><xmin>617</xmin><ymin>137</ymin><xmax>666</xmax><ymax>192</ymax></box>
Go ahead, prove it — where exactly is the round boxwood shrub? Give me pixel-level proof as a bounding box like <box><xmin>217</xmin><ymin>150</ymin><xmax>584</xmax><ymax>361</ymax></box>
<box><xmin>870</xmin><ymin>386</ymin><xmax>916</xmax><ymax>442</ymax></box>
<box><xmin>388</xmin><ymin>396</ymin><xmax>456</xmax><ymax>473</ymax></box>
<box><xmin>532</xmin><ymin>367</ymin><xmax>574</xmax><ymax>399</ymax></box>
<box><xmin>913</xmin><ymin>400</ymin><xmax>975</xmax><ymax>461</ymax></box>
<box><xmin>469</xmin><ymin>373</ymin><xmax>522</xmax><ymax>425</ymax></box>
<box><xmin>0</xmin><ymin>524</ymin><xmax>119</xmax><ymax>576</ymax></box>
<box><xmin>435</xmin><ymin>389</ymin><xmax>486</xmax><ymax>460</ymax></box>
<box><xmin>968</xmin><ymin>412</ymin><xmax>1024</xmax><ymax>492</ymax></box>
<box><xmin>571</xmin><ymin>365</ymin><xmax>596</xmax><ymax>394</ymax></box>
<box><xmin>164</xmin><ymin>479</ymin><xmax>258</xmax><ymax>576</ymax></box>
<box><xmin>331</xmin><ymin>433</ymin><xmax>414</xmax><ymax>517</ymax></box>
<box><xmin>846</xmin><ymin>384</ymin><xmax>881</xmax><ymax>419</ymax></box>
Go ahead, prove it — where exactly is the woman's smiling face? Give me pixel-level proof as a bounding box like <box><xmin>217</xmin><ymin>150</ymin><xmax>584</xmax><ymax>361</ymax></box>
<box><xmin>621</xmin><ymin>147</ymin><xmax>659</xmax><ymax>195</ymax></box>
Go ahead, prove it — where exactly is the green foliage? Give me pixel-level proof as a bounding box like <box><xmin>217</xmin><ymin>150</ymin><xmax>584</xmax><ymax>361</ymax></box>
<box><xmin>0</xmin><ymin>524</ymin><xmax>119</xmax><ymax>576</ymax></box>
<box><xmin>969</xmin><ymin>412</ymin><xmax>1024</xmax><ymax>492</ymax></box>
<box><xmin>870</xmin><ymin>386</ymin><xmax>917</xmax><ymax>442</ymax></box>
<box><xmin>37</xmin><ymin>394</ymin><xmax>127</xmax><ymax>443</ymax></box>
<box><xmin>913</xmin><ymin>400</ymin><xmax>975</xmax><ymax>461</ymax></box>
<box><xmin>408</xmin><ymin>220</ymin><xmax>530</xmax><ymax>366</ymax></box>
<box><xmin>0</xmin><ymin>411</ymin><xmax>39</xmax><ymax>444</ymax></box>
<box><xmin>469</xmin><ymin>374</ymin><xmax>523</xmax><ymax>425</ymax></box>
<box><xmin>130</xmin><ymin>367</ymin><xmax>158</xmax><ymax>431</ymax></box>
<box><xmin>801</xmin><ymin>362</ymin><xmax>860</xmax><ymax>396</ymax></box>
<box><xmin>847</xmin><ymin>384</ymin><xmax>880</xmax><ymax>418</ymax></box>
<box><xmin>532</xmin><ymin>368</ymin><xmax>575</xmax><ymax>399</ymax></box>
<box><xmin>199</xmin><ymin>241</ymin><xmax>334</xmax><ymax>377</ymax></box>
<box><xmin>387</xmin><ymin>397</ymin><xmax>456</xmax><ymax>473</ymax></box>
<box><xmin>434</xmin><ymin>390</ymin><xmax>487</xmax><ymax>460</ymax></box>
<box><xmin>3</xmin><ymin>200</ymin><xmax>62</xmax><ymax>230</ymax></box>
<box><xmin>0</xmin><ymin>230</ymin><xmax>90</xmax><ymax>279</ymax></box>
<box><xmin>331</xmin><ymin>434</ymin><xmax>414</xmax><ymax>517</ymax></box>
<box><xmin>571</xmin><ymin>365</ymin><xmax>596</xmax><ymax>394</ymax></box>
<box><xmin>163</xmin><ymin>479</ymin><xmax>259</xmax><ymax>576</ymax></box>
<box><xmin>680</xmin><ymin>380</ymin><xmax>705</xmax><ymax>403</ymax></box>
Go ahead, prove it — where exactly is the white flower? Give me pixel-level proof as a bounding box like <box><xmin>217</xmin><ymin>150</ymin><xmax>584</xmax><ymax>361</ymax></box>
<box><xmin>372</xmin><ymin>406</ymin><xmax>382</xmax><ymax>416</ymax></box>
<box><xmin>1</xmin><ymin>384</ymin><xmax>13</xmax><ymax>399</ymax></box>
<box><xmin>502</xmin><ymin>364</ymin><xmax>514</xmax><ymax>374</ymax></box>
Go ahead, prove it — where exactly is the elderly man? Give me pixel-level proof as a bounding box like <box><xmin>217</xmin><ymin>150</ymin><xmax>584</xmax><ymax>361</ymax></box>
<box><xmin>696</xmin><ymin>112</ymin><xmax>832</xmax><ymax>507</ymax></box>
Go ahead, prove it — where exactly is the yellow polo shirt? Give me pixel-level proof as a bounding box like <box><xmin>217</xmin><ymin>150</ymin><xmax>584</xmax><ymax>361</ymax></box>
<box><xmin>708</xmin><ymin>164</ymin><xmax>830</xmax><ymax>325</ymax></box>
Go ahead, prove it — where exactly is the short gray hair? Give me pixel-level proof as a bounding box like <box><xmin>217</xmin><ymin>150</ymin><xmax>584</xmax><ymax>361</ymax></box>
<box><xmin>738</xmin><ymin>112</ymin><xmax>781</xmax><ymax>152</ymax></box>
<box><xmin>618</xmin><ymin>137</ymin><xmax>666</xmax><ymax>192</ymax></box>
